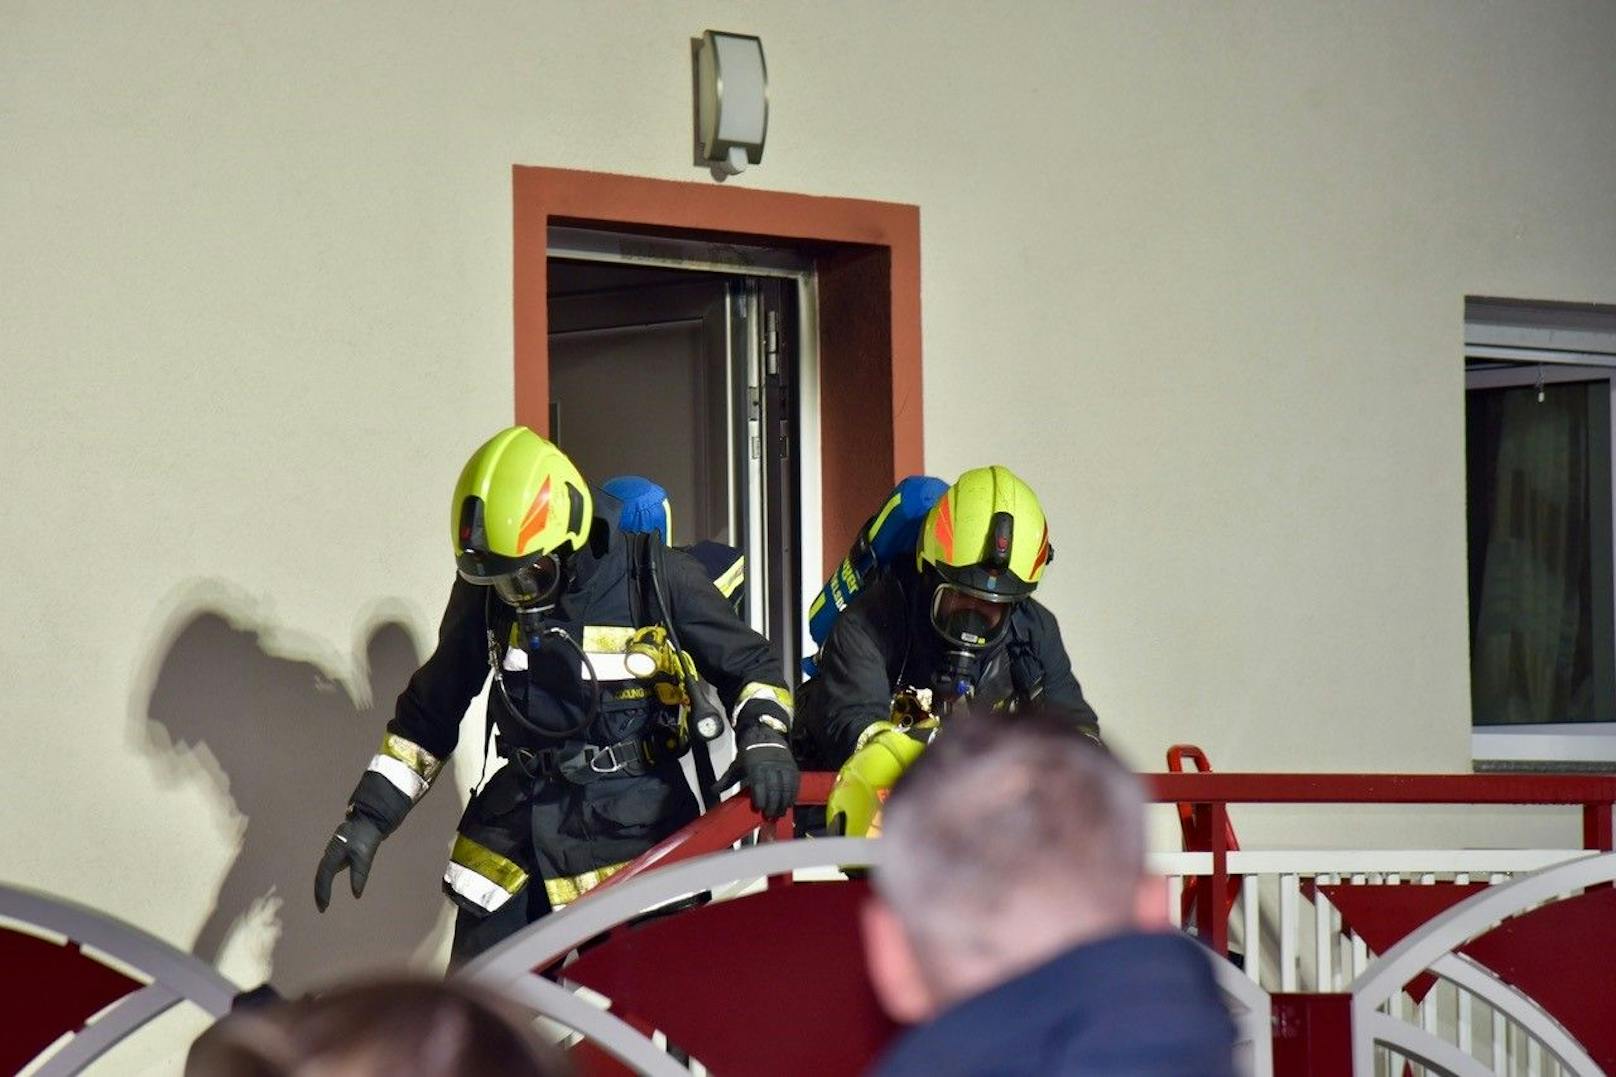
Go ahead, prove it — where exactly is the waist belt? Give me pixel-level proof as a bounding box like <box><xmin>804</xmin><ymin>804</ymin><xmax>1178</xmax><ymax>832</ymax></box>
<box><xmin>499</xmin><ymin>735</ymin><xmax>658</xmax><ymax>784</ymax></box>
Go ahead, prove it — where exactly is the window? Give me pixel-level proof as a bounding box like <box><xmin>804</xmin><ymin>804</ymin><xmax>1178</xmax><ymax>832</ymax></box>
<box><xmin>1465</xmin><ymin>298</ymin><xmax>1616</xmax><ymax>770</ymax></box>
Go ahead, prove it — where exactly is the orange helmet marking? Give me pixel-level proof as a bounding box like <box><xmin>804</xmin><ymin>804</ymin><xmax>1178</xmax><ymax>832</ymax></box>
<box><xmin>518</xmin><ymin>477</ymin><xmax>553</xmax><ymax>551</ymax></box>
<box><xmin>934</xmin><ymin>494</ymin><xmax>955</xmax><ymax>562</ymax></box>
<box><xmin>1030</xmin><ymin>522</ymin><xmax>1050</xmax><ymax>577</ymax></box>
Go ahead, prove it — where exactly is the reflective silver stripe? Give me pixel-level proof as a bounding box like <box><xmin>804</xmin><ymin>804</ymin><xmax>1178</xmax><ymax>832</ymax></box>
<box><xmin>585</xmin><ymin>652</ymin><xmax>633</xmax><ymax>680</ymax></box>
<box><xmin>581</xmin><ymin>626</ymin><xmax>636</xmax><ymax>681</ymax></box>
<box><xmin>367</xmin><ymin>754</ymin><xmax>429</xmax><ymax>802</ymax></box>
<box><xmin>502</xmin><ymin>625</ymin><xmax>638</xmax><ymax>679</ymax></box>
<box><xmin>504</xmin><ymin>646</ymin><xmax>633</xmax><ymax>679</ymax></box>
<box><xmin>443</xmin><ymin>862</ymin><xmax>517</xmax><ymax>914</ymax></box>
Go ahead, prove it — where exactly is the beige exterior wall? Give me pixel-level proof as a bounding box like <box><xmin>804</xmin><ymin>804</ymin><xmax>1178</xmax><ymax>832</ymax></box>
<box><xmin>3</xmin><ymin>0</ymin><xmax>1615</xmax><ymax>1065</ymax></box>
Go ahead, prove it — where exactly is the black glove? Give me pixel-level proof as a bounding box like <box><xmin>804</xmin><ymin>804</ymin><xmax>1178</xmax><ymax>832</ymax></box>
<box><xmin>314</xmin><ymin>813</ymin><xmax>385</xmax><ymax>912</ymax></box>
<box><xmin>717</xmin><ymin>723</ymin><xmax>801</xmax><ymax>820</ymax></box>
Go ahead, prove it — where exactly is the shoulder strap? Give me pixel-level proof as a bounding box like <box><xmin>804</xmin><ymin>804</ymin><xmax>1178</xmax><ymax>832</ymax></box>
<box><xmin>478</xmin><ymin>589</ymin><xmax>504</xmax><ymax>792</ymax></box>
<box><xmin>625</xmin><ymin>531</ymin><xmax>659</xmax><ymax>629</ymax></box>
<box><xmin>1005</xmin><ymin>626</ymin><xmax>1046</xmax><ymax>701</ymax></box>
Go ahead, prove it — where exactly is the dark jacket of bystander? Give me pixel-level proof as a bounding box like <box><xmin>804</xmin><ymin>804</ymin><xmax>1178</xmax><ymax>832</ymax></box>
<box><xmin>872</xmin><ymin>930</ymin><xmax>1238</xmax><ymax>1077</ymax></box>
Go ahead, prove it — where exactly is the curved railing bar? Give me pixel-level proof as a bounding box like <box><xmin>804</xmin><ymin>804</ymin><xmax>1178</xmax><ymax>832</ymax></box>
<box><xmin>460</xmin><ymin>839</ymin><xmax>1271</xmax><ymax>1077</ymax></box>
<box><xmin>591</xmin><ymin>773</ymin><xmax>839</xmax><ymax>895</ymax></box>
<box><xmin>1360</xmin><ymin>1011</ymin><xmax>1492</xmax><ymax>1077</ymax></box>
<box><xmin>456</xmin><ymin>840</ymin><xmax>876</xmax><ymax>1076</ymax></box>
<box><xmin>501</xmin><ymin>971</ymin><xmax>690</xmax><ymax>1077</ymax></box>
<box><xmin>0</xmin><ymin>883</ymin><xmax>238</xmax><ymax>1015</ymax></box>
<box><xmin>456</xmin><ymin>838</ymin><xmax>878</xmax><ymax>986</ymax></box>
<box><xmin>33</xmin><ymin>985</ymin><xmax>180</xmax><ymax>1077</ymax></box>
<box><xmin>1207</xmin><ymin>954</ymin><xmax>1273</xmax><ymax>1077</ymax></box>
<box><xmin>1349</xmin><ymin>852</ymin><xmax>1616</xmax><ymax>1074</ymax></box>
<box><xmin>1427</xmin><ymin>953</ymin><xmax>1603</xmax><ymax>1076</ymax></box>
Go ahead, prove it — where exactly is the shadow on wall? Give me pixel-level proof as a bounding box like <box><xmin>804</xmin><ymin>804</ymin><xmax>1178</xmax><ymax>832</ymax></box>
<box><xmin>137</xmin><ymin>589</ymin><xmax>463</xmax><ymax>993</ymax></box>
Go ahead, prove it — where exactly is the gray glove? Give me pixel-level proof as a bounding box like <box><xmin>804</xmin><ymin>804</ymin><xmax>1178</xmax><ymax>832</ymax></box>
<box><xmin>314</xmin><ymin>813</ymin><xmax>385</xmax><ymax>912</ymax></box>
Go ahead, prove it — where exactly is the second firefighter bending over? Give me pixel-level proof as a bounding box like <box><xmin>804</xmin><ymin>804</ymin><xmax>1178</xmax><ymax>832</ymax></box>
<box><xmin>796</xmin><ymin>465</ymin><xmax>1100</xmax><ymax>835</ymax></box>
<box><xmin>314</xmin><ymin>426</ymin><xmax>798</xmax><ymax>962</ymax></box>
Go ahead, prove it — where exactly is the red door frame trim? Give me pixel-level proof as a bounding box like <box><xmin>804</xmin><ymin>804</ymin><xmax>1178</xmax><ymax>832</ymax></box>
<box><xmin>512</xmin><ymin>166</ymin><xmax>922</xmax><ymax>572</ymax></box>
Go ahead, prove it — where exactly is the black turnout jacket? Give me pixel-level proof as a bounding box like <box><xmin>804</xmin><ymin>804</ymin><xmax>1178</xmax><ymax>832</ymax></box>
<box><xmin>390</xmin><ymin>496</ymin><xmax>790</xmax><ymax>763</ymax></box>
<box><xmin>796</xmin><ymin>564</ymin><xmax>1099</xmax><ymax>766</ymax></box>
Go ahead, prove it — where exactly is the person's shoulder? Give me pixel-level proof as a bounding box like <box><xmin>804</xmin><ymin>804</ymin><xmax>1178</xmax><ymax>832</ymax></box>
<box><xmin>1010</xmin><ymin>594</ymin><xmax>1065</xmax><ymax>635</ymax></box>
<box><xmin>682</xmin><ymin>539</ymin><xmax>744</xmax><ymax>576</ymax></box>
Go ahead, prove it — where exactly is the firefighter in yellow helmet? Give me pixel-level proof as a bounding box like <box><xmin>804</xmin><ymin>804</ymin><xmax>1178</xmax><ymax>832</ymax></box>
<box><xmin>797</xmin><ymin>465</ymin><xmax>1101</xmax><ymax>835</ymax></box>
<box><xmin>314</xmin><ymin>427</ymin><xmax>797</xmax><ymax>962</ymax></box>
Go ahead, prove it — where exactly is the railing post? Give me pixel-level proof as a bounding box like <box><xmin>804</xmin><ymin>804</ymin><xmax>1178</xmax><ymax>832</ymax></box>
<box><xmin>1271</xmin><ymin>994</ymin><xmax>1352</xmax><ymax>1076</ymax></box>
<box><xmin>1582</xmin><ymin>800</ymin><xmax>1613</xmax><ymax>852</ymax></box>
<box><xmin>764</xmin><ymin>808</ymin><xmax>795</xmax><ymax>890</ymax></box>
<box><xmin>1209</xmin><ymin>802</ymin><xmax>1230</xmax><ymax>956</ymax></box>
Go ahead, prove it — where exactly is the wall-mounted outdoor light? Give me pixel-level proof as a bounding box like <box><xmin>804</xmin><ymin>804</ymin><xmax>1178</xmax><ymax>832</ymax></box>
<box><xmin>695</xmin><ymin>30</ymin><xmax>767</xmax><ymax>177</ymax></box>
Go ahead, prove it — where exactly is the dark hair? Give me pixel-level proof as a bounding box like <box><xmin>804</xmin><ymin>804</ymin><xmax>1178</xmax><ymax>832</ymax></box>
<box><xmin>185</xmin><ymin>977</ymin><xmax>571</xmax><ymax>1077</ymax></box>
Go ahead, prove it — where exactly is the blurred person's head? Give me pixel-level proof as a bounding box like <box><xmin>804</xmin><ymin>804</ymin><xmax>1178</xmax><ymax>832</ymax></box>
<box><xmin>861</xmin><ymin>709</ymin><xmax>1161</xmax><ymax>1022</ymax></box>
<box><xmin>185</xmin><ymin>976</ymin><xmax>570</xmax><ymax>1077</ymax></box>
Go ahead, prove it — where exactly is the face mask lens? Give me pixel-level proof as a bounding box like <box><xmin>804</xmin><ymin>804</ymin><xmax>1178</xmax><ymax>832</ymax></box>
<box><xmin>492</xmin><ymin>555</ymin><xmax>563</xmax><ymax>610</ymax></box>
<box><xmin>931</xmin><ymin>584</ymin><xmax>1012</xmax><ymax>648</ymax></box>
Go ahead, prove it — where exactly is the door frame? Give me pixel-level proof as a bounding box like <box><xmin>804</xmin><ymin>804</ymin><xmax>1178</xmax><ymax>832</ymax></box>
<box><xmin>512</xmin><ymin>166</ymin><xmax>923</xmax><ymax>576</ymax></box>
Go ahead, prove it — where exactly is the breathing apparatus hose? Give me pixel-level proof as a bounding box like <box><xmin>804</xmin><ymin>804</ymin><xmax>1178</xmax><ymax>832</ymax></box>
<box><xmin>484</xmin><ymin>592</ymin><xmax>602</xmax><ymax>741</ymax></box>
<box><xmin>646</xmin><ymin>538</ymin><xmax>728</xmax><ymax>742</ymax></box>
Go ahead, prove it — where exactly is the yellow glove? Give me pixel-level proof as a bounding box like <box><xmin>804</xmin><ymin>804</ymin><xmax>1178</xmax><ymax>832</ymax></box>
<box><xmin>826</xmin><ymin>723</ymin><xmax>930</xmax><ymax>837</ymax></box>
<box><xmin>623</xmin><ymin>626</ymin><xmax>697</xmax><ymax>708</ymax></box>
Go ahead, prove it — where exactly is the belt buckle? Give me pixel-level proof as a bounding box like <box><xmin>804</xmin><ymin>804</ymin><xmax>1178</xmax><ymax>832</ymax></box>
<box><xmin>587</xmin><ymin>744</ymin><xmax>629</xmax><ymax>775</ymax></box>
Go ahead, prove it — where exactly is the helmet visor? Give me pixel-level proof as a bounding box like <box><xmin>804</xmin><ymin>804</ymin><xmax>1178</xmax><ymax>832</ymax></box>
<box><xmin>930</xmin><ymin>583</ymin><xmax>1017</xmax><ymax>650</ymax></box>
<box><xmin>464</xmin><ymin>555</ymin><xmax>565</xmax><ymax>611</ymax></box>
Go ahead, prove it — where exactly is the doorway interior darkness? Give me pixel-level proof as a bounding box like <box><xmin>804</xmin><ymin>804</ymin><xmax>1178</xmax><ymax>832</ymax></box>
<box><xmin>547</xmin><ymin>251</ymin><xmax>803</xmax><ymax>679</ymax></box>
<box><xmin>512</xmin><ymin>165</ymin><xmax>924</xmax><ymax>678</ymax></box>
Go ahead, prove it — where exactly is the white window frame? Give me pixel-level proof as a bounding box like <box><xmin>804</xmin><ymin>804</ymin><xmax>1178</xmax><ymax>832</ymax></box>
<box><xmin>1465</xmin><ymin>298</ymin><xmax>1616</xmax><ymax>770</ymax></box>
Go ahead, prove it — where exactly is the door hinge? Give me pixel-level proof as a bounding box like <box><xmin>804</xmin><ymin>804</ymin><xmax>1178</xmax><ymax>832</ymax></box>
<box><xmin>765</xmin><ymin>310</ymin><xmax>780</xmax><ymax>377</ymax></box>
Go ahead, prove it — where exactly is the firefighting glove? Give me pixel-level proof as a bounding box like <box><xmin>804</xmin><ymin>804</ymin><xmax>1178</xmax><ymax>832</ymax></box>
<box><xmin>717</xmin><ymin>722</ymin><xmax>801</xmax><ymax>820</ymax></box>
<box><xmin>314</xmin><ymin>812</ymin><xmax>384</xmax><ymax>911</ymax></box>
<box><xmin>314</xmin><ymin>771</ymin><xmax>412</xmax><ymax>912</ymax></box>
<box><xmin>826</xmin><ymin>723</ymin><xmax>931</xmax><ymax>838</ymax></box>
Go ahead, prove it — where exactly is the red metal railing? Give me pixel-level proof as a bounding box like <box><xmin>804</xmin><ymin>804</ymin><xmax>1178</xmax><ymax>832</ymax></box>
<box><xmin>592</xmin><ymin>771</ymin><xmax>1616</xmax><ymax>958</ymax></box>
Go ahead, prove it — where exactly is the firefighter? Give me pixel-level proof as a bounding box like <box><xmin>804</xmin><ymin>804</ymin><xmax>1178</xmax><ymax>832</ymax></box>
<box><xmin>314</xmin><ymin>427</ymin><xmax>798</xmax><ymax>962</ymax></box>
<box><xmin>795</xmin><ymin>465</ymin><xmax>1100</xmax><ymax>835</ymax></box>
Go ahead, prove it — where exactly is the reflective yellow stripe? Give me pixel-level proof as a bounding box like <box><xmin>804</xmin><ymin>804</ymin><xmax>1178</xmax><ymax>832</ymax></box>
<box><xmin>866</xmin><ymin>490</ymin><xmax>904</xmax><ymax>540</ymax></box>
<box><xmin>712</xmin><ymin>556</ymin><xmax>746</xmax><ymax>599</ymax></box>
<box><xmin>380</xmin><ymin>733</ymin><xmax>443</xmax><ymax>782</ymax></box>
<box><xmin>737</xmin><ymin>681</ymin><xmax>793</xmax><ymax>715</ymax></box>
<box><xmin>508</xmin><ymin>624</ymin><xmax>638</xmax><ymax>653</ymax></box>
<box><xmin>582</xmin><ymin>625</ymin><xmax>637</xmax><ymax>652</ymax></box>
<box><xmin>543</xmin><ymin>861</ymin><xmax>628</xmax><ymax>908</ymax></box>
<box><xmin>449</xmin><ymin>834</ymin><xmax>529</xmax><ymax>895</ymax></box>
<box><xmin>808</xmin><ymin>592</ymin><xmax>826</xmax><ymax>618</ymax></box>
